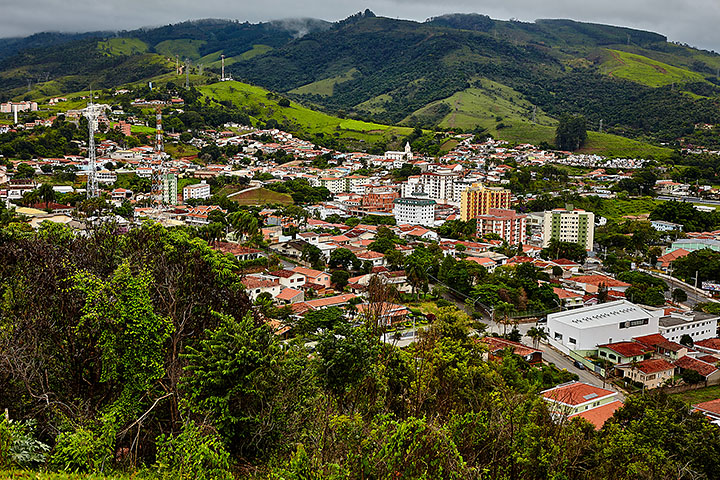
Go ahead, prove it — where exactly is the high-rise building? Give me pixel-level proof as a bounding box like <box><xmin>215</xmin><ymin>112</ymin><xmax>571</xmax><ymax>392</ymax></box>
<box><xmin>476</xmin><ymin>208</ymin><xmax>527</xmax><ymax>245</ymax></box>
<box><xmin>542</xmin><ymin>207</ymin><xmax>595</xmax><ymax>251</ymax></box>
<box><xmin>162</xmin><ymin>173</ymin><xmax>178</xmax><ymax>205</ymax></box>
<box><xmin>460</xmin><ymin>183</ymin><xmax>511</xmax><ymax>221</ymax></box>
<box><xmin>393</xmin><ymin>198</ymin><xmax>436</xmax><ymax>227</ymax></box>
<box><xmin>402</xmin><ymin>172</ymin><xmax>457</xmax><ymax>203</ymax></box>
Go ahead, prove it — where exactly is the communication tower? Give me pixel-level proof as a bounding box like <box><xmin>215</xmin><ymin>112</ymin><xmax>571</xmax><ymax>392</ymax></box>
<box><xmin>150</xmin><ymin>106</ymin><xmax>167</xmax><ymax>206</ymax></box>
<box><xmin>83</xmin><ymin>102</ymin><xmax>102</xmax><ymax>198</ymax></box>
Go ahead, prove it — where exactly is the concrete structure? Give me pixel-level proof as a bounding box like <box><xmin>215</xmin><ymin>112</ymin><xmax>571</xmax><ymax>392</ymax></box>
<box><xmin>0</xmin><ymin>101</ymin><xmax>38</xmax><ymax>113</ymax></box>
<box><xmin>183</xmin><ymin>181</ymin><xmax>211</xmax><ymax>202</ymax></box>
<box><xmin>543</xmin><ymin>207</ymin><xmax>595</xmax><ymax>251</ymax></box>
<box><xmin>650</xmin><ymin>220</ymin><xmax>683</xmax><ymax>232</ymax></box>
<box><xmin>162</xmin><ymin>173</ymin><xmax>177</xmax><ymax>205</ymax></box>
<box><xmin>393</xmin><ymin>197</ymin><xmax>436</xmax><ymax>227</ymax></box>
<box><xmin>667</xmin><ymin>238</ymin><xmax>720</xmax><ymax>254</ymax></box>
<box><xmin>475</xmin><ymin>208</ymin><xmax>527</xmax><ymax>245</ymax></box>
<box><xmin>402</xmin><ymin>172</ymin><xmax>457</xmax><ymax>203</ymax></box>
<box><xmin>547</xmin><ymin>300</ymin><xmax>661</xmax><ymax>353</ymax></box>
<box><xmin>658</xmin><ymin>311</ymin><xmax>718</xmax><ymax>344</ymax></box>
<box><xmin>460</xmin><ymin>183</ymin><xmax>511</xmax><ymax>221</ymax></box>
<box><xmin>96</xmin><ymin>169</ymin><xmax>117</xmax><ymax>184</ymax></box>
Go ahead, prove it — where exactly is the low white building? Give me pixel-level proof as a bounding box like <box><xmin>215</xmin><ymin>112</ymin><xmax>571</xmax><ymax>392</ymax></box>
<box><xmin>651</xmin><ymin>220</ymin><xmax>683</xmax><ymax>232</ymax></box>
<box><xmin>96</xmin><ymin>169</ymin><xmax>117</xmax><ymax>184</ymax></box>
<box><xmin>659</xmin><ymin>311</ymin><xmax>718</xmax><ymax>344</ymax></box>
<box><xmin>393</xmin><ymin>197</ymin><xmax>436</xmax><ymax>227</ymax></box>
<box><xmin>547</xmin><ymin>300</ymin><xmax>661</xmax><ymax>353</ymax></box>
<box><xmin>183</xmin><ymin>181</ymin><xmax>211</xmax><ymax>202</ymax></box>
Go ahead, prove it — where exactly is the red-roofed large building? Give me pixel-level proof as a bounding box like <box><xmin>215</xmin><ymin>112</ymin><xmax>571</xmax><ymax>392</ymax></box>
<box><xmin>695</xmin><ymin>338</ymin><xmax>720</xmax><ymax>356</ymax></box>
<box><xmin>541</xmin><ymin>381</ymin><xmax>622</xmax><ymax>429</ymax></box>
<box><xmin>567</xmin><ymin>275</ymin><xmax>631</xmax><ymax>294</ymax></box>
<box><xmin>481</xmin><ymin>337</ymin><xmax>542</xmax><ymax>364</ymax></box>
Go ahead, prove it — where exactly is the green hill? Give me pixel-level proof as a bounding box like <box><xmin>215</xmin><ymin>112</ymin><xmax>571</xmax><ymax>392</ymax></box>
<box><xmin>600</xmin><ymin>49</ymin><xmax>706</xmax><ymax>87</ymax></box>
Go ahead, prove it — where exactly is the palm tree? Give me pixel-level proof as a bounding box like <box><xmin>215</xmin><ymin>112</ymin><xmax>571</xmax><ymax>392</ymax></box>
<box><xmin>228</xmin><ymin>211</ymin><xmax>259</xmax><ymax>243</ymax></box>
<box><xmin>37</xmin><ymin>183</ymin><xmax>56</xmax><ymax>210</ymax></box>
<box><xmin>494</xmin><ymin>301</ymin><xmax>515</xmax><ymax>335</ymax></box>
<box><xmin>526</xmin><ymin>326</ymin><xmax>548</xmax><ymax>349</ymax></box>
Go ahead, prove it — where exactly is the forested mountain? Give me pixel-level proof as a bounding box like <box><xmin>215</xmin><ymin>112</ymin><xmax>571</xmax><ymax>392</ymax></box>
<box><xmin>2</xmin><ymin>11</ymin><xmax>720</xmax><ymax>145</ymax></box>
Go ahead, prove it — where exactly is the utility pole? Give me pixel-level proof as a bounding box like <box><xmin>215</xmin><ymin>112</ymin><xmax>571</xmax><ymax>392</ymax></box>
<box><xmin>599</xmin><ymin>119</ymin><xmax>603</xmax><ymax>134</ymax></box>
<box><xmin>531</xmin><ymin>105</ymin><xmax>537</xmax><ymax>123</ymax></box>
<box><xmin>185</xmin><ymin>59</ymin><xmax>191</xmax><ymax>88</ymax></box>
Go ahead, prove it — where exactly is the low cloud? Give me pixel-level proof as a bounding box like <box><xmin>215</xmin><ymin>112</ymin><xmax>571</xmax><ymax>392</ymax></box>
<box><xmin>0</xmin><ymin>0</ymin><xmax>718</xmax><ymax>51</ymax></box>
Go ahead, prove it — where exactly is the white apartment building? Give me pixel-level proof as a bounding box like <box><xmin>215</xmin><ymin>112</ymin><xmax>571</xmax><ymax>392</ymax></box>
<box><xmin>659</xmin><ymin>311</ymin><xmax>718</xmax><ymax>344</ymax></box>
<box><xmin>162</xmin><ymin>173</ymin><xmax>178</xmax><ymax>205</ymax></box>
<box><xmin>547</xmin><ymin>300</ymin><xmax>661</xmax><ymax>353</ymax></box>
<box><xmin>543</xmin><ymin>207</ymin><xmax>595</xmax><ymax>251</ymax></box>
<box><xmin>183</xmin><ymin>181</ymin><xmax>211</xmax><ymax>202</ymax></box>
<box><xmin>401</xmin><ymin>172</ymin><xmax>458</xmax><ymax>204</ymax></box>
<box><xmin>318</xmin><ymin>177</ymin><xmax>346</xmax><ymax>194</ymax></box>
<box><xmin>96</xmin><ymin>170</ymin><xmax>118</xmax><ymax>184</ymax></box>
<box><xmin>393</xmin><ymin>198</ymin><xmax>436</xmax><ymax>227</ymax></box>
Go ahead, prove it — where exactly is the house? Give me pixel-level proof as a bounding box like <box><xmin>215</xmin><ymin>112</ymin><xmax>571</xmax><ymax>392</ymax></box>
<box><xmin>291</xmin><ymin>293</ymin><xmax>357</xmax><ymax>314</ymax></box>
<box><xmin>541</xmin><ymin>381</ymin><xmax>623</xmax><ymax>429</ymax></box>
<box><xmin>241</xmin><ymin>276</ymin><xmax>282</xmax><ymax>301</ymax></box>
<box><xmin>266</xmin><ymin>269</ymin><xmax>306</xmax><ymax>288</ymax></box>
<box><xmin>692</xmin><ymin>398</ymin><xmax>720</xmax><ymax>425</ymax></box>
<box><xmin>674</xmin><ymin>355</ymin><xmax>720</xmax><ymax>385</ymax></box>
<box><xmin>553</xmin><ymin>287</ymin><xmax>585</xmax><ymax>309</ymax></box>
<box><xmin>356</xmin><ymin>250</ymin><xmax>385</xmax><ymax>268</ymax></box>
<box><xmin>212</xmin><ymin>242</ymin><xmax>264</xmax><ymax>261</ymax></box>
<box><xmin>656</xmin><ymin>248</ymin><xmax>690</xmax><ymax>271</ymax></box>
<box><xmin>292</xmin><ymin>266</ymin><xmax>331</xmax><ymax>287</ymax></box>
<box><xmin>597</xmin><ymin>341</ymin><xmax>654</xmax><ymax>365</ymax></box>
<box><xmin>276</xmin><ymin>287</ymin><xmax>304</xmax><ymax>304</ymax></box>
<box><xmin>695</xmin><ymin>338</ymin><xmax>720</xmax><ymax>356</ymax></box>
<box><xmin>616</xmin><ymin>358</ymin><xmax>675</xmax><ymax>389</ymax></box>
<box><xmin>355</xmin><ymin>302</ymin><xmax>411</xmax><ymax>326</ymax></box>
<box><xmin>567</xmin><ymin>275</ymin><xmax>631</xmax><ymax>294</ymax></box>
<box><xmin>547</xmin><ymin>300</ymin><xmax>661</xmax><ymax>353</ymax></box>
<box><xmin>481</xmin><ymin>337</ymin><xmax>543</xmax><ymax>364</ymax></box>
<box><xmin>273</xmin><ymin>240</ymin><xmax>310</xmax><ymax>259</ymax></box>
<box><xmin>633</xmin><ymin>333</ymin><xmax>688</xmax><ymax>360</ymax></box>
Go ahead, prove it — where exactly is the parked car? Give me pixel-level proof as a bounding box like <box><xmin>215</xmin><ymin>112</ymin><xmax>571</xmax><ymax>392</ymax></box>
<box><xmin>573</xmin><ymin>360</ymin><xmax>586</xmax><ymax>370</ymax></box>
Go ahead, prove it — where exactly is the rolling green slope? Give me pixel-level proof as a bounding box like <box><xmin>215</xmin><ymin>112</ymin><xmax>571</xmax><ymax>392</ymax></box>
<box><xmin>290</xmin><ymin>68</ymin><xmax>360</xmax><ymax>97</ymax></box>
<box><xmin>155</xmin><ymin>39</ymin><xmax>206</xmax><ymax>60</ymax></box>
<box><xmin>600</xmin><ymin>49</ymin><xmax>706</xmax><ymax>87</ymax></box>
<box><xmin>97</xmin><ymin>38</ymin><xmax>148</xmax><ymax>56</ymax></box>
<box><xmin>199</xmin><ymin>80</ymin><xmax>413</xmax><ymax>146</ymax></box>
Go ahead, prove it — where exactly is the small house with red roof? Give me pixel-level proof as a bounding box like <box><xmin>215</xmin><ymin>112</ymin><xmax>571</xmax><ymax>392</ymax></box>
<box><xmin>616</xmin><ymin>358</ymin><xmax>675</xmax><ymax>389</ymax></box>
<box><xmin>693</xmin><ymin>398</ymin><xmax>720</xmax><ymax>425</ymax></box>
<box><xmin>541</xmin><ymin>381</ymin><xmax>623</xmax><ymax>429</ymax></box>
<box><xmin>597</xmin><ymin>341</ymin><xmax>654</xmax><ymax>365</ymax></box>
<box><xmin>481</xmin><ymin>337</ymin><xmax>543</xmax><ymax>364</ymax></box>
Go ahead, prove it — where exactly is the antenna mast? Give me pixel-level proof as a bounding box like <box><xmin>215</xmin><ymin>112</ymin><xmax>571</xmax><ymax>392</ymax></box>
<box><xmin>83</xmin><ymin>101</ymin><xmax>102</xmax><ymax>198</ymax></box>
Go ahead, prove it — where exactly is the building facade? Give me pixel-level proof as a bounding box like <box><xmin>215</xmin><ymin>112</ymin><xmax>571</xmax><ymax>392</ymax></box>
<box><xmin>402</xmin><ymin>172</ymin><xmax>458</xmax><ymax>204</ymax></box>
<box><xmin>542</xmin><ymin>207</ymin><xmax>595</xmax><ymax>251</ymax></box>
<box><xmin>476</xmin><ymin>208</ymin><xmax>527</xmax><ymax>244</ymax></box>
<box><xmin>162</xmin><ymin>173</ymin><xmax>178</xmax><ymax>205</ymax></box>
<box><xmin>393</xmin><ymin>198</ymin><xmax>436</xmax><ymax>227</ymax></box>
<box><xmin>362</xmin><ymin>186</ymin><xmax>399</xmax><ymax>213</ymax></box>
<box><xmin>460</xmin><ymin>183</ymin><xmax>511</xmax><ymax>221</ymax></box>
<box><xmin>183</xmin><ymin>181</ymin><xmax>211</xmax><ymax>202</ymax></box>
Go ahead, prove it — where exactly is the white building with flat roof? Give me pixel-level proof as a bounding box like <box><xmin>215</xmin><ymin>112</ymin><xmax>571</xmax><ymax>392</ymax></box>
<box><xmin>183</xmin><ymin>181</ymin><xmax>211</xmax><ymax>202</ymax></box>
<box><xmin>393</xmin><ymin>197</ymin><xmax>436</xmax><ymax>227</ymax></box>
<box><xmin>547</xmin><ymin>300</ymin><xmax>661</xmax><ymax>353</ymax></box>
<box><xmin>659</xmin><ymin>311</ymin><xmax>718</xmax><ymax>344</ymax></box>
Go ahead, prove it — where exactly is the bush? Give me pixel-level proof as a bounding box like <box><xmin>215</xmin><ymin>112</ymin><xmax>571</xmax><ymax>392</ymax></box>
<box><xmin>0</xmin><ymin>417</ymin><xmax>50</xmax><ymax>469</ymax></box>
<box><xmin>436</xmin><ymin>299</ymin><xmax>453</xmax><ymax>308</ymax></box>
<box><xmin>155</xmin><ymin>421</ymin><xmax>233</xmax><ymax>480</ymax></box>
<box><xmin>50</xmin><ymin>423</ymin><xmax>115</xmax><ymax>473</ymax></box>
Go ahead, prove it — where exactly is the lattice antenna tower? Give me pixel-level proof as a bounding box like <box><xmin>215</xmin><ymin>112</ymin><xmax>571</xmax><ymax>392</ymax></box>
<box><xmin>151</xmin><ymin>106</ymin><xmax>166</xmax><ymax>206</ymax></box>
<box><xmin>185</xmin><ymin>58</ymin><xmax>191</xmax><ymax>88</ymax></box>
<box><xmin>83</xmin><ymin>99</ymin><xmax>102</xmax><ymax>198</ymax></box>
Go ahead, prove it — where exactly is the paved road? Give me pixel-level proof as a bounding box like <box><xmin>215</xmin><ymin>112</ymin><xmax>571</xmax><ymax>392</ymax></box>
<box><xmin>640</xmin><ymin>268</ymin><xmax>715</xmax><ymax>307</ymax></box>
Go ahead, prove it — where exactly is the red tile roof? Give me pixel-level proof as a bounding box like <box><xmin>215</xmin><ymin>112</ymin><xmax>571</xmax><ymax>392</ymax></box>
<box><xmin>569</xmin><ymin>400</ymin><xmax>623</xmax><ymax>429</ymax></box>
<box><xmin>633</xmin><ymin>333</ymin><xmax>669</xmax><ymax>348</ymax></box>
<box><xmin>694</xmin><ymin>398</ymin><xmax>720</xmax><ymax>417</ymax></box>
<box><xmin>268</xmin><ymin>269</ymin><xmax>301</xmax><ymax>278</ymax></box>
<box><xmin>481</xmin><ymin>337</ymin><xmax>542</xmax><ymax>358</ymax></box>
<box><xmin>695</xmin><ymin>338</ymin><xmax>720</xmax><ymax>352</ymax></box>
<box><xmin>598</xmin><ymin>341</ymin><xmax>654</xmax><ymax>358</ymax></box>
<box><xmin>276</xmin><ymin>288</ymin><xmax>302</xmax><ymax>301</ymax></box>
<box><xmin>241</xmin><ymin>277</ymin><xmax>279</xmax><ymax>289</ymax></box>
<box><xmin>632</xmin><ymin>358</ymin><xmax>675</xmax><ymax>374</ymax></box>
<box><xmin>674</xmin><ymin>355</ymin><xmax>719</xmax><ymax>377</ymax></box>
<box><xmin>542</xmin><ymin>382</ymin><xmax>616</xmax><ymax>407</ymax></box>
<box><xmin>571</xmin><ymin>275</ymin><xmax>631</xmax><ymax>288</ymax></box>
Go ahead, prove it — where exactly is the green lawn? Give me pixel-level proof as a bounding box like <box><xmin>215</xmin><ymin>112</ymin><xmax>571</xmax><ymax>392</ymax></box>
<box><xmin>0</xmin><ymin>472</ymin><xmax>132</xmax><ymax>480</ymax></box>
<box><xmin>670</xmin><ymin>385</ymin><xmax>720</xmax><ymax>405</ymax></box>
<box><xmin>600</xmin><ymin>49</ymin><xmax>706</xmax><ymax>87</ymax></box>
<box><xmin>154</xmin><ymin>39</ymin><xmax>206</xmax><ymax>60</ymax></box>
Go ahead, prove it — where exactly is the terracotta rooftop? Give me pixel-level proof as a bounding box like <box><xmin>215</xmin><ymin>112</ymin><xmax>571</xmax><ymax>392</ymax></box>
<box><xmin>598</xmin><ymin>341</ymin><xmax>654</xmax><ymax>358</ymax></box>
<box><xmin>570</xmin><ymin>275</ymin><xmax>631</xmax><ymax>288</ymax></box>
<box><xmin>633</xmin><ymin>333</ymin><xmax>669</xmax><ymax>348</ymax></box>
<box><xmin>674</xmin><ymin>355</ymin><xmax>718</xmax><ymax>377</ymax></box>
<box><xmin>241</xmin><ymin>277</ymin><xmax>279</xmax><ymax>289</ymax></box>
<box><xmin>481</xmin><ymin>337</ymin><xmax>542</xmax><ymax>358</ymax></box>
<box><xmin>695</xmin><ymin>338</ymin><xmax>720</xmax><ymax>352</ymax></box>
<box><xmin>569</xmin><ymin>400</ymin><xmax>623</xmax><ymax>429</ymax></box>
<box><xmin>631</xmin><ymin>358</ymin><xmax>675</xmax><ymax>374</ymax></box>
<box><xmin>276</xmin><ymin>288</ymin><xmax>302</xmax><ymax>301</ymax></box>
<box><xmin>693</xmin><ymin>398</ymin><xmax>720</xmax><ymax>417</ymax></box>
<box><xmin>542</xmin><ymin>382</ymin><xmax>616</xmax><ymax>407</ymax></box>
<box><xmin>268</xmin><ymin>269</ymin><xmax>301</xmax><ymax>278</ymax></box>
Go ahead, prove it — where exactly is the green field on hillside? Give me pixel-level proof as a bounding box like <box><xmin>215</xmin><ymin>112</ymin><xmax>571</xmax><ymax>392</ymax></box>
<box><xmin>239</xmin><ymin>44</ymin><xmax>273</xmax><ymax>60</ymax></box>
<box><xmin>229</xmin><ymin>187</ymin><xmax>294</xmax><ymax>206</ymax></box>
<box><xmin>413</xmin><ymin>79</ymin><xmax>555</xmax><ymax>131</ymax></box>
<box><xmin>199</xmin><ymin>81</ymin><xmax>414</xmax><ymax>146</ymax></box>
<box><xmin>290</xmin><ymin>68</ymin><xmax>360</xmax><ymax>97</ymax></box>
<box><xmin>593</xmin><ymin>197</ymin><xmax>659</xmax><ymax>219</ymax></box>
<box><xmin>671</xmin><ymin>385</ymin><xmax>720</xmax><ymax>405</ymax></box>
<box><xmin>600</xmin><ymin>49</ymin><xmax>705</xmax><ymax>87</ymax></box>
<box><xmin>98</xmin><ymin>38</ymin><xmax>148</xmax><ymax>56</ymax></box>
<box><xmin>154</xmin><ymin>39</ymin><xmax>206</xmax><ymax>60</ymax></box>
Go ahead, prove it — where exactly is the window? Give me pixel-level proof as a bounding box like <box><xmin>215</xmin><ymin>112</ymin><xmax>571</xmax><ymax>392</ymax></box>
<box><xmin>554</xmin><ymin>332</ymin><xmax>563</xmax><ymax>341</ymax></box>
<box><xmin>569</xmin><ymin>337</ymin><xmax>577</xmax><ymax>345</ymax></box>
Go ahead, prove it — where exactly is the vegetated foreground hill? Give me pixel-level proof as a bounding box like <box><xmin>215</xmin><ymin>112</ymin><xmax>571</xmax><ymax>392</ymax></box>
<box><xmin>2</xmin><ymin>12</ymin><xmax>720</xmax><ymax>148</ymax></box>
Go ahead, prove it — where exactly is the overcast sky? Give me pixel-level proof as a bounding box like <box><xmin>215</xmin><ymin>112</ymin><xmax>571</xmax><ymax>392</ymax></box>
<box><xmin>2</xmin><ymin>0</ymin><xmax>719</xmax><ymax>52</ymax></box>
